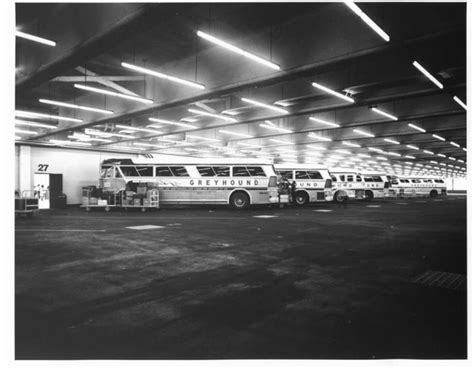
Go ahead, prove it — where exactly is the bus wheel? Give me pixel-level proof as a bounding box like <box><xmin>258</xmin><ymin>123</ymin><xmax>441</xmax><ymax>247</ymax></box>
<box><xmin>230</xmin><ymin>191</ymin><xmax>250</xmax><ymax>209</ymax></box>
<box><xmin>365</xmin><ymin>190</ymin><xmax>374</xmax><ymax>202</ymax></box>
<box><xmin>430</xmin><ymin>190</ymin><xmax>438</xmax><ymax>198</ymax></box>
<box><xmin>333</xmin><ymin>191</ymin><xmax>346</xmax><ymax>204</ymax></box>
<box><xmin>295</xmin><ymin>191</ymin><xmax>309</xmax><ymax>206</ymax></box>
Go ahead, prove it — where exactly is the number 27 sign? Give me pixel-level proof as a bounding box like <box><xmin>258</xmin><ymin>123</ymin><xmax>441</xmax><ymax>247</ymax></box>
<box><xmin>37</xmin><ymin>164</ymin><xmax>49</xmax><ymax>172</ymax></box>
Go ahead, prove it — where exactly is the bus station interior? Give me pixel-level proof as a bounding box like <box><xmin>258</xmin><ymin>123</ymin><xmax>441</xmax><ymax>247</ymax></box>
<box><xmin>13</xmin><ymin>2</ymin><xmax>468</xmax><ymax>361</ymax></box>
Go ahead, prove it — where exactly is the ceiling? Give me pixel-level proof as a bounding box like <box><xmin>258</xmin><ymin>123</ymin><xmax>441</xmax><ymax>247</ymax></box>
<box><xmin>15</xmin><ymin>2</ymin><xmax>467</xmax><ymax>178</ymax></box>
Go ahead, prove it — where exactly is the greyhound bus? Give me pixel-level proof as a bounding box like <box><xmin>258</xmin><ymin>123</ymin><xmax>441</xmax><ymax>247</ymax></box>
<box><xmin>360</xmin><ymin>172</ymin><xmax>391</xmax><ymax>200</ymax></box>
<box><xmin>389</xmin><ymin>176</ymin><xmax>447</xmax><ymax>198</ymax></box>
<box><xmin>274</xmin><ymin>164</ymin><xmax>333</xmax><ymax>205</ymax></box>
<box><xmin>328</xmin><ymin>170</ymin><xmax>366</xmax><ymax>203</ymax></box>
<box><xmin>99</xmin><ymin>157</ymin><xmax>281</xmax><ymax>209</ymax></box>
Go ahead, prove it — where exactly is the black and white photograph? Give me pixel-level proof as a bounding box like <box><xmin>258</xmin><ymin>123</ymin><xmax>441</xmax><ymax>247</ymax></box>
<box><xmin>5</xmin><ymin>0</ymin><xmax>472</xmax><ymax>367</ymax></box>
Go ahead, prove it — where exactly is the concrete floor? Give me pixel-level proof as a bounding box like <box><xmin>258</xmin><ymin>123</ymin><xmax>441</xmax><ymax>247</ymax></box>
<box><xmin>15</xmin><ymin>196</ymin><xmax>467</xmax><ymax>359</ymax></box>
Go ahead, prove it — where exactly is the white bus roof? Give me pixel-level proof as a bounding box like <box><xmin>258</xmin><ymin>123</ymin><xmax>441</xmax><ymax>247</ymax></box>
<box><xmin>275</xmin><ymin>163</ymin><xmax>329</xmax><ymax>171</ymax></box>
<box><xmin>103</xmin><ymin>156</ymin><xmax>275</xmax><ymax>165</ymax></box>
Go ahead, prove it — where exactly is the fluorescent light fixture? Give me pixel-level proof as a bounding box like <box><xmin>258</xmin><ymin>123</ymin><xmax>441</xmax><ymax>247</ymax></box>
<box><xmin>241</xmin><ymin>97</ymin><xmax>288</xmax><ymax>114</ymax></box>
<box><xmin>342</xmin><ymin>141</ymin><xmax>361</xmax><ymax>148</ymax></box>
<box><xmin>343</xmin><ymin>1</ymin><xmax>390</xmax><ymax>42</ymax></box>
<box><xmin>406</xmin><ymin>145</ymin><xmax>419</xmax><ymax>150</ymax></box>
<box><xmin>405</xmin><ymin>162</ymin><xmax>413</xmax><ymax>165</ymax></box>
<box><xmin>423</xmin><ymin>150</ymin><xmax>434</xmax><ymax>155</ymax></box>
<box><xmin>371</xmin><ymin>107</ymin><xmax>398</xmax><ymax>121</ymax></box>
<box><xmin>368</xmin><ymin>147</ymin><xmax>383</xmax><ymax>153</ymax></box>
<box><xmin>432</xmin><ymin>134</ymin><xmax>445</xmax><ymax>141</ymax></box>
<box><xmin>453</xmin><ymin>96</ymin><xmax>467</xmax><ymax>110</ymax></box>
<box><xmin>462</xmin><ymin>148</ymin><xmax>467</xmax><ymax>152</ymax></box>
<box><xmin>112</xmin><ymin>133</ymin><xmax>137</xmax><ymax>139</ymax></box>
<box><xmin>269</xmin><ymin>138</ymin><xmax>293</xmax><ymax>145</ymax></box>
<box><xmin>187</xmin><ymin>108</ymin><xmax>237</xmax><ymax>123</ymax></box>
<box><xmin>15</xmin><ymin>136</ymin><xmax>22</xmax><ymax>140</ymax></box>
<box><xmin>236</xmin><ymin>142</ymin><xmax>260</xmax><ymax>148</ymax></box>
<box><xmin>219</xmin><ymin>129</ymin><xmax>253</xmax><ymax>138</ymax></box>
<box><xmin>412</xmin><ymin>61</ymin><xmax>443</xmax><ymax>89</ymax></box>
<box><xmin>259</xmin><ymin>123</ymin><xmax>292</xmax><ymax>133</ymax></box>
<box><xmin>457</xmin><ymin>159</ymin><xmax>465</xmax><ymax>163</ymax></box>
<box><xmin>15</xmin><ymin>109</ymin><xmax>82</xmax><ymax>123</ymax></box>
<box><xmin>148</xmin><ymin>117</ymin><xmax>197</xmax><ymax>129</ymax></box>
<box><xmin>430</xmin><ymin>160</ymin><xmax>438</xmax><ymax>164</ymax></box>
<box><xmin>121</xmin><ymin>62</ymin><xmax>205</xmax><ymax>90</ymax></box>
<box><xmin>309</xmin><ymin>117</ymin><xmax>340</xmax><ymax>127</ymax></box>
<box><xmin>186</xmin><ymin>134</ymin><xmax>220</xmax><ymax>142</ymax></box>
<box><xmin>308</xmin><ymin>133</ymin><xmax>332</xmax><ymax>141</ymax></box>
<box><xmin>15</xmin><ymin>30</ymin><xmax>56</xmax><ymax>46</ymax></box>
<box><xmin>376</xmin><ymin>156</ymin><xmax>388</xmax><ymax>161</ymax></box>
<box><xmin>74</xmin><ymin>84</ymin><xmax>153</xmax><ymax>104</ymax></box>
<box><xmin>116</xmin><ymin>125</ymin><xmax>162</xmax><ymax>135</ymax></box>
<box><xmin>336</xmin><ymin>149</ymin><xmax>351</xmax><ymax>154</ymax></box>
<box><xmin>196</xmin><ymin>30</ymin><xmax>280</xmax><ymax>70</ymax></box>
<box><xmin>49</xmin><ymin>139</ymin><xmax>91</xmax><ymax>146</ymax></box>
<box><xmin>15</xmin><ymin>128</ymin><xmax>37</xmax><ymax>135</ymax></box>
<box><xmin>437</xmin><ymin>153</ymin><xmax>446</xmax><ymax>158</ymax></box>
<box><xmin>88</xmin><ymin>137</ymin><xmax>112</xmax><ymax>143</ymax></box>
<box><xmin>353</xmin><ymin>128</ymin><xmax>375</xmax><ymax>138</ymax></box>
<box><xmin>386</xmin><ymin>152</ymin><xmax>401</xmax><ymax>157</ymax></box>
<box><xmin>15</xmin><ymin>119</ymin><xmax>56</xmax><ymax>129</ymax></box>
<box><xmin>358</xmin><ymin>153</ymin><xmax>371</xmax><ymax>158</ymax></box>
<box><xmin>39</xmin><ymin>98</ymin><xmax>113</xmax><ymax>115</ymax></box>
<box><xmin>448</xmin><ymin>157</ymin><xmax>456</xmax><ymax>161</ymax></box>
<box><xmin>408</xmin><ymin>123</ymin><xmax>426</xmax><ymax>133</ymax></box>
<box><xmin>449</xmin><ymin>141</ymin><xmax>460</xmax><ymax>148</ymax></box>
<box><xmin>133</xmin><ymin>142</ymin><xmax>162</xmax><ymax>147</ymax></box>
<box><xmin>384</xmin><ymin>138</ymin><xmax>400</xmax><ymax>145</ymax></box>
<box><xmin>311</xmin><ymin>82</ymin><xmax>354</xmax><ymax>103</ymax></box>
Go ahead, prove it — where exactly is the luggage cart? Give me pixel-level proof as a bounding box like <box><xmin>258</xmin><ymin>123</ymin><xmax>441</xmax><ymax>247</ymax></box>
<box><xmin>15</xmin><ymin>190</ymin><xmax>39</xmax><ymax>218</ymax></box>
<box><xmin>81</xmin><ymin>188</ymin><xmax>120</xmax><ymax>212</ymax></box>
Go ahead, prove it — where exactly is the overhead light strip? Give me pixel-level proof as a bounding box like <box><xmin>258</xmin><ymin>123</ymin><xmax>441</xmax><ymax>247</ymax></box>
<box><xmin>219</xmin><ymin>129</ymin><xmax>253</xmax><ymax>138</ymax></box>
<box><xmin>311</xmin><ymin>82</ymin><xmax>354</xmax><ymax>103</ymax></box>
<box><xmin>309</xmin><ymin>117</ymin><xmax>341</xmax><ymax>127</ymax></box>
<box><xmin>371</xmin><ymin>107</ymin><xmax>398</xmax><ymax>121</ymax></box>
<box><xmin>186</xmin><ymin>134</ymin><xmax>221</xmax><ymax>142</ymax></box>
<box><xmin>259</xmin><ymin>123</ymin><xmax>292</xmax><ymax>133</ymax></box>
<box><xmin>196</xmin><ymin>30</ymin><xmax>280</xmax><ymax>71</ymax></box>
<box><xmin>384</xmin><ymin>138</ymin><xmax>400</xmax><ymax>145</ymax></box>
<box><xmin>453</xmin><ymin>96</ymin><xmax>467</xmax><ymax>110</ymax></box>
<box><xmin>121</xmin><ymin>62</ymin><xmax>205</xmax><ymax>90</ymax></box>
<box><xmin>15</xmin><ymin>30</ymin><xmax>56</xmax><ymax>47</ymax></box>
<box><xmin>15</xmin><ymin>119</ymin><xmax>57</xmax><ymax>129</ymax></box>
<box><xmin>241</xmin><ymin>97</ymin><xmax>289</xmax><ymax>114</ymax></box>
<box><xmin>148</xmin><ymin>117</ymin><xmax>197</xmax><ymax>129</ymax></box>
<box><xmin>74</xmin><ymin>84</ymin><xmax>153</xmax><ymax>104</ymax></box>
<box><xmin>187</xmin><ymin>108</ymin><xmax>237</xmax><ymax>122</ymax></box>
<box><xmin>342</xmin><ymin>141</ymin><xmax>361</xmax><ymax>148</ymax></box>
<box><xmin>15</xmin><ymin>128</ymin><xmax>38</xmax><ymax>135</ymax></box>
<box><xmin>412</xmin><ymin>61</ymin><xmax>443</xmax><ymax>89</ymax></box>
<box><xmin>432</xmin><ymin>134</ymin><xmax>446</xmax><ymax>141</ymax></box>
<box><xmin>269</xmin><ymin>138</ymin><xmax>293</xmax><ymax>145</ymax></box>
<box><xmin>39</xmin><ymin>98</ymin><xmax>114</xmax><ymax>115</ymax></box>
<box><xmin>308</xmin><ymin>133</ymin><xmax>332</xmax><ymax>141</ymax></box>
<box><xmin>408</xmin><ymin>123</ymin><xmax>426</xmax><ymax>133</ymax></box>
<box><xmin>116</xmin><ymin>124</ymin><xmax>163</xmax><ymax>135</ymax></box>
<box><xmin>15</xmin><ymin>110</ymin><xmax>83</xmax><ymax>123</ymax></box>
<box><xmin>343</xmin><ymin>1</ymin><xmax>390</xmax><ymax>42</ymax></box>
<box><xmin>353</xmin><ymin>128</ymin><xmax>375</xmax><ymax>138</ymax></box>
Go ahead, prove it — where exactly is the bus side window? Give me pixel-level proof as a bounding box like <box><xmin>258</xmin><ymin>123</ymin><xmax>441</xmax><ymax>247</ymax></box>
<box><xmin>278</xmin><ymin>170</ymin><xmax>293</xmax><ymax>179</ymax></box>
<box><xmin>233</xmin><ymin>166</ymin><xmax>250</xmax><ymax>177</ymax></box>
<box><xmin>364</xmin><ymin>177</ymin><xmax>373</xmax><ymax>182</ymax></box>
<box><xmin>339</xmin><ymin>175</ymin><xmax>345</xmax><ymax>182</ymax></box>
<box><xmin>356</xmin><ymin>175</ymin><xmax>362</xmax><ymax>182</ymax></box>
<box><xmin>295</xmin><ymin>171</ymin><xmax>309</xmax><ymax>179</ymax></box>
<box><xmin>347</xmin><ymin>175</ymin><xmax>354</xmax><ymax>182</ymax></box>
<box><xmin>155</xmin><ymin>166</ymin><xmax>173</xmax><ymax>177</ymax></box>
<box><xmin>331</xmin><ymin>175</ymin><xmax>337</xmax><ymax>182</ymax></box>
<box><xmin>136</xmin><ymin>166</ymin><xmax>153</xmax><ymax>176</ymax></box>
<box><xmin>170</xmin><ymin>166</ymin><xmax>189</xmax><ymax>177</ymax></box>
<box><xmin>197</xmin><ymin>166</ymin><xmax>215</xmax><ymax>176</ymax></box>
<box><xmin>308</xmin><ymin>171</ymin><xmax>323</xmax><ymax>180</ymax></box>
<box><xmin>214</xmin><ymin>166</ymin><xmax>230</xmax><ymax>177</ymax></box>
<box><xmin>373</xmin><ymin>176</ymin><xmax>383</xmax><ymax>182</ymax></box>
<box><xmin>120</xmin><ymin>166</ymin><xmax>139</xmax><ymax>177</ymax></box>
<box><xmin>247</xmin><ymin>166</ymin><xmax>266</xmax><ymax>176</ymax></box>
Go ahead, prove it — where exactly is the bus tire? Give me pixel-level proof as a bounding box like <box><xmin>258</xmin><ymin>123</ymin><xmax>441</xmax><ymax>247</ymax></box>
<box><xmin>333</xmin><ymin>191</ymin><xmax>346</xmax><ymax>204</ymax></box>
<box><xmin>365</xmin><ymin>190</ymin><xmax>374</xmax><ymax>202</ymax></box>
<box><xmin>230</xmin><ymin>191</ymin><xmax>250</xmax><ymax>210</ymax></box>
<box><xmin>295</xmin><ymin>191</ymin><xmax>309</xmax><ymax>206</ymax></box>
<box><xmin>430</xmin><ymin>190</ymin><xmax>438</xmax><ymax>198</ymax></box>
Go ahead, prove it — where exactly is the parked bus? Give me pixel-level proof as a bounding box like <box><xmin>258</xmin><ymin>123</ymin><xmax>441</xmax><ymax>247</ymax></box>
<box><xmin>328</xmin><ymin>170</ymin><xmax>366</xmax><ymax>203</ymax></box>
<box><xmin>99</xmin><ymin>157</ymin><xmax>281</xmax><ymax>209</ymax></box>
<box><xmin>360</xmin><ymin>172</ymin><xmax>392</xmax><ymax>201</ymax></box>
<box><xmin>274</xmin><ymin>164</ymin><xmax>333</xmax><ymax>205</ymax></box>
<box><xmin>389</xmin><ymin>176</ymin><xmax>447</xmax><ymax>198</ymax></box>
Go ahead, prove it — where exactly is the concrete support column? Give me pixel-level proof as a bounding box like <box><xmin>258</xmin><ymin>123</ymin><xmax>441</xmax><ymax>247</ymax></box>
<box><xmin>18</xmin><ymin>145</ymin><xmax>32</xmax><ymax>193</ymax></box>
